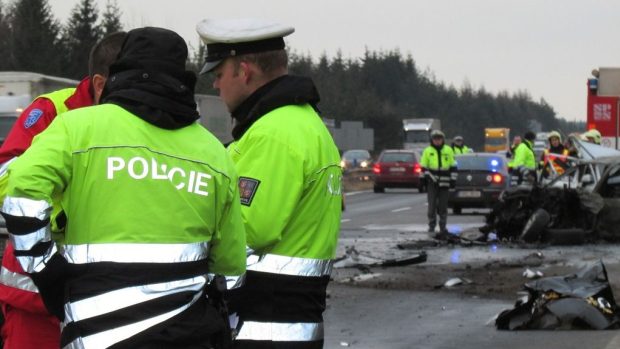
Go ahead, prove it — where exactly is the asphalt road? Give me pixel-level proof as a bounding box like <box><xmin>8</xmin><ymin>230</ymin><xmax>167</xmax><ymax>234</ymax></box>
<box><xmin>325</xmin><ymin>188</ymin><xmax>620</xmax><ymax>349</ymax></box>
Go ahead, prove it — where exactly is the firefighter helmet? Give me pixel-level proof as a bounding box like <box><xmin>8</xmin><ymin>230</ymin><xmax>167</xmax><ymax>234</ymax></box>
<box><xmin>583</xmin><ymin>129</ymin><xmax>601</xmax><ymax>145</ymax></box>
<box><xmin>547</xmin><ymin>131</ymin><xmax>562</xmax><ymax>143</ymax></box>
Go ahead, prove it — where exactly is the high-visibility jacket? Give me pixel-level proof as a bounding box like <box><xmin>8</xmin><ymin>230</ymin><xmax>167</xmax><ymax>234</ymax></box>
<box><xmin>542</xmin><ymin>148</ymin><xmax>570</xmax><ymax>176</ymax></box>
<box><xmin>2</xmin><ymin>103</ymin><xmax>247</xmax><ymax>349</ymax></box>
<box><xmin>510</xmin><ymin>140</ymin><xmax>536</xmax><ymax>169</ymax></box>
<box><xmin>228</xmin><ymin>103</ymin><xmax>342</xmax><ymax>345</ymax></box>
<box><xmin>420</xmin><ymin>144</ymin><xmax>457</xmax><ymax>188</ymax></box>
<box><xmin>0</xmin><ymin>83</ymin><xmax>89</xmax><ymax>349</ymax></box>
<box><xmin>452</xmin><ymin>144</ymin><xmax>470</xmax><ymax>155</ymax></box>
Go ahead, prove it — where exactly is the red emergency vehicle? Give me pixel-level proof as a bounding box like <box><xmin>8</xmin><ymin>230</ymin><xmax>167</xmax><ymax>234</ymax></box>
<box><xmin>587</xmin><ymin>67</ymin><xmax>620</xmax><ymax>149</ymax></box>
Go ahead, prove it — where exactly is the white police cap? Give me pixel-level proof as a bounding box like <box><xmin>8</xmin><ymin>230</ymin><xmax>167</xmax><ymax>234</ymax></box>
<box><xmin>196</xmin><ymin>18</ymin><xmax>294</xmax><ymax>74</ymax></box>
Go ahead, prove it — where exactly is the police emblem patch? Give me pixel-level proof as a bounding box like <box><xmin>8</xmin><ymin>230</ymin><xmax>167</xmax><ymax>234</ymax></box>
<box><xmin>24</xmin><ymin>109</ymin><xmax>43</xmax><ymax>129</ymax></box>
<box><xmin>238</xmin><ymin>177</ymin><xmax>260</xmax><ymax>206</ymax></box>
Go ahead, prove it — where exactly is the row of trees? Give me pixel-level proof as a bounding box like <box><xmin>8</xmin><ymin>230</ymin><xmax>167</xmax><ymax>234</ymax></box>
<box><xmin>1</xmin><ymin>0</ymin><xmax>581</xmax><ymax>150</ymax></box>
<box><xmin>195</xmin><ymin>49</ymin><xmax>582</xmax><ymax>150</ymax></box>
<box><xmin>0</xmin><ymin>0</ymin><xmax>122</xmax><ymax>79</ymax></box>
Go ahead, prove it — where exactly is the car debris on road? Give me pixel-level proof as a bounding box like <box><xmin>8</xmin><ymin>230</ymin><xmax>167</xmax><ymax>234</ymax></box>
<box><xmin>496</xmin><ymin>260</ymin><xmax>620</xmax><ymax>330</ymax></box>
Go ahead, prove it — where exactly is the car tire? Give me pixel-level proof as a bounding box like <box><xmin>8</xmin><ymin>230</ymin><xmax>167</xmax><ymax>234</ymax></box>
<box><xmin>452</xmin><ymin>206</ymin><xmax>462</xmax><ymax>215</ymax></box>
<box><xmin>520</xmin><ymin>208</ymin><xmax>550</xmax><ymax>243</ymax></box>
<box><xmin>373</xmin><ymin>185</ymin><xmax>385</xmax><ymax>193</ymax></box>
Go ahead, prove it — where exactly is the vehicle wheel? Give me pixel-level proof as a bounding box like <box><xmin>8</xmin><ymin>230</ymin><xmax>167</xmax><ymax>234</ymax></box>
<box><xmin>452</xmin><ymin>206</ymin><xmax>462</xmax><ymax>215</ymax></box>
<box><xmin>520</xmin><ymin>208</ymin><xmax>550</xmax><ymax>243</ymax></box>
<box><xmin>373</xmin><ymin>185</ymin><xmax>385</xmax><ymax>193</ymax></box>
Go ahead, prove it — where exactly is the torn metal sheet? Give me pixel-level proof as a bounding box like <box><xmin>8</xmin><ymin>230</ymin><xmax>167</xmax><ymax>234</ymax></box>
<box><xmin>496</xmin><ymin>260</ymin><xmax>620</xmax><ymax>330</ymax></box>
<box><xmin>334</xmin><ymin>246</ymin><xmax>427</xmax><ymax>269</ymax></box>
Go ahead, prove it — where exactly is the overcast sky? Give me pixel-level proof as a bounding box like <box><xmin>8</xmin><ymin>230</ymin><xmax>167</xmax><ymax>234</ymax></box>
<box><xmin>48</xmin><ymin>0</ymin><xmax>620</xmax><ymax>122</ymax></box>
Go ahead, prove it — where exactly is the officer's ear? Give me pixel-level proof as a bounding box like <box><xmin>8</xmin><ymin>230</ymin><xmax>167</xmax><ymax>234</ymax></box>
<box><xmin>92</xmin><ymin>74</ymin><xmax>107</xmax><ymax>104</ymax></box>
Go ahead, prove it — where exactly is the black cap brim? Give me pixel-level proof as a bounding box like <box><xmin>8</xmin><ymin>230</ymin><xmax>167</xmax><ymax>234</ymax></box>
<box><xmin>200</xmin><ymin>59</ymin><xmax>222</xmax><ymax>75</ymax></box>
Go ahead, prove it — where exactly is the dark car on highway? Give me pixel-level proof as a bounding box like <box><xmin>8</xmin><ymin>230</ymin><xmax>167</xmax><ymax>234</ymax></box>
<box><xmin>448</xmin><ymin>153</ymin><xmax>510</xmax><ymax>214</ymax></box>
<box><xmin>372</xmin><ymin>149</ymin><xmax>423</xmax><ymax>193</ymax></box>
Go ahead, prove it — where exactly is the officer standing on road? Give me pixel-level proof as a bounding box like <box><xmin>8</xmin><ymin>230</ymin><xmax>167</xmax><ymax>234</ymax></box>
<box><xmin>0</xmin><ymin>32</ymin><xmax>126</xmax><ymax>349</ymax></box>
<box><xmin>0</xmin><ymin>27</ymin><xmax>247</xmax><ymax>348</ymax></box>
<box><xmin>197</xmin><ymin>18</ymin><xmax>342</xmax><ymax>349</ymax></box>
<box><xmin>420</xmin><ymin>130</ymin><xmax>457</xmax><ymax>237</ymax></box>
<box><xmin>510</xmin><ymin>131</ymin><xmax>537</xmax><ymax>185</ymax></box>
<box><xmin>451</xmin><ymin>135</ymin><xmax>471</xmax><ymax>154</ymax></box>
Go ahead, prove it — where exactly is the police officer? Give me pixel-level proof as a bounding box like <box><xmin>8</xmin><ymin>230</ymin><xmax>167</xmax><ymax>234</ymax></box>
<box><xmin>510</xmin><ymin>131</ymin><xmax>537</xmax><ymax>185</ymax></box>
<box><xmin>0</xmin><ymin>32</ymin><xmax>126</xmax><ymax>349</ymax></box>
<box><xmin>420</xmin><ymin>130</ymin><xmax>457</xmax><ymax>236</ymax></box>
<box><xmin>0</xmin><ymin>27</ymin><xmax>246</xmax><ymax>349</ymax></box>
<box><xmin>451</xmin><ymin>135</ymin><xmax>471</xmax><ymax>154</ymax></box>
<box><xmin>541</xmin><ymin>130</ymin><xmax>569</xmax><ymax>178</ymax></box>
<box><xmin>197</xmin><ymin>18</ymin><xmax>342</xmax><ymax>349</ymax></box>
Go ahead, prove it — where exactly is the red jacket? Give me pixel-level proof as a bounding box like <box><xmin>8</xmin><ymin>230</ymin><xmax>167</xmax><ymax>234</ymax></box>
<box><xmin>0</xmin><ymin>77</ymin><xmax>93</xmax><ymax>314</ymax></box>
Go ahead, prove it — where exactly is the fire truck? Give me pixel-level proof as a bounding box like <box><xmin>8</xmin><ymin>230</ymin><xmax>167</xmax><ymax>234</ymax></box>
<box><xmin>587</xmin><ymin>67</ymin><xmax>620</xmax><ymax>149</ymax></box>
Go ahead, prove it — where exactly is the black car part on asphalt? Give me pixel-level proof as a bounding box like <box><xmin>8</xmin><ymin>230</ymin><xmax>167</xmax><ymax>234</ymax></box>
<box><xmin>496</xmin><ymin>260</ymin><xmax>620</xmax><ymax>330</ymax></box>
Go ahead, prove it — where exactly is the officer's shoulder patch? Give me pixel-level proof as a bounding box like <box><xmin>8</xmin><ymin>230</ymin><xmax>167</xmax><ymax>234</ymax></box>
<box><xmin>238</xmin><ymin>177</ymin><xmax>260</xmax><ymax>206</ymax></box>
<box><xmin>24</xmin><ymin>109</ymin><xmax>44</xmax><ymax>129</ymax></box>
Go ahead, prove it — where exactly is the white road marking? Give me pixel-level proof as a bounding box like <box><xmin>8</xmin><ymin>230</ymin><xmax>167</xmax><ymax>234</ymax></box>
<box><xmin>391</xmin><ymin>207</ymin><xmax>412</xmax><ymax>213</ymax></box>
<box><xmin>341</xmin><ymin>218</ymin><xmax>351</xmax><ymax>223</ymax></box>
<box><xmin>345</xmin><ymin>191</ymin><xmax>370</xmax><ymax>196</ymax></box>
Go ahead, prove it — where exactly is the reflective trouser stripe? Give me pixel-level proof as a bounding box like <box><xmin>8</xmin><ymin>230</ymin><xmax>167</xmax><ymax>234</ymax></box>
<box><xmin>62</xmin><ymin>242</ymin><xmax>210</xmax><ymax>264</ymax></box>
<box><xmin>246</xmin><ymin>254</ymin><xmax>332</xmax><ymax>277</ymax></box>
<box><xmin>236</xmin><ymin>321</ymin><xmax>324</xmax><ymax>341</ymax></box>
<box><xmin>64</xmin><ymin>275</ymin><xmax>207</xmax><ymax>323</ymax></box>
<box><xmin>63</xmin><ymin>289</ymin><xmax>204</xmax><ymax>349</ymax></box>
<box><xmin>0</xmin><ymin>266</ymin><xmax>39</xmax><ymax>293</ymax></box>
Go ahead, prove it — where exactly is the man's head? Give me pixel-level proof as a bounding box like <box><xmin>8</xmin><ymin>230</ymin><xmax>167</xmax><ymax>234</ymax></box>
<box><xmin>88</xmin><ymin>31</ymin><xmax>126</xmax><ymax>104</ymax></box>
<box><xmin>196</xmin><ymin>18</ymin><xmax>294</xmax><ymax>112</ymax></box>
<box><xmin>524</xmin><ymin>131</ymin><xmax>536</xmax><ymax>142</ymax></box>
<box><xmin>513</xmin><ymin>135</ymin><xmax>522</xmax><ymax>145</ymax></box>
<box><xmin>430</xmin><ymin>130</ymin><xmax>445</xmax><ymax>146</ymax></box>
<box><xmin>453</xmin><ymin>135</ymin><xmax>463</xmax><ymax>145</ymax></box>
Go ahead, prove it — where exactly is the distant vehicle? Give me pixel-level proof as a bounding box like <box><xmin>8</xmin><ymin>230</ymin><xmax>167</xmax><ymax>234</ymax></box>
<box><xmin>372</xmin><ymin>149</ymin><xmax>423</xmax><ymax>193</ymax></box>
<box><xmin>484</xmin><ymin>128</ymin><xmax>510</xmax><ymax>153</ymax></box>
<box><xmin>533</xmin><ymin>139</ymin><xmax>547</xmax><ymax>160</ymax></box>
<box><xmin>402</xmin><ymin>118</ymin><xmax>441</xmax><ymax>152</ymax></box>
<box><xmin>0</xmin><ymin>94</ymin><xmax>31</xmax><ymax>146</ymax></box>
<box><xmin>448</xmin><ymin>153</ymin><xmax>510</xmax><ymax>214</ymax></box>
<box><xmin>341</xmin><ymin>149</ymin><xmax>372</xmax><ymax>171</ymax></box>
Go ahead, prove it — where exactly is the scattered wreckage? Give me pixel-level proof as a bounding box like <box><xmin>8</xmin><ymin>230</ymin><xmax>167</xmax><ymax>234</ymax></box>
<box><xmin>496</xmin><ymin>261</ymin><xmax>620</xmax><ymax>330</ymax></box>
<box><xmin>480</xmin><ymin>137</ymin><xmax>620</xmax><ymax>244</ymax></box>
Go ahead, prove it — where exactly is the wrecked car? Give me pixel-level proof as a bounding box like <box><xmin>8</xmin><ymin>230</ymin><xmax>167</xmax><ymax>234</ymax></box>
<box><xmin>481</xmin><ymin>137</ymin><xmax>620</xmax><ymax>244</ymax></box>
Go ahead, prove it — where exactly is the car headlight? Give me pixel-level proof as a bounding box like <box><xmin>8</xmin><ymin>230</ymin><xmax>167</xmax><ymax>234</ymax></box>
<box><xmin>360</xmin><ymin>160</ymin><xmax>368</xmax><ymax>168</ymax></box>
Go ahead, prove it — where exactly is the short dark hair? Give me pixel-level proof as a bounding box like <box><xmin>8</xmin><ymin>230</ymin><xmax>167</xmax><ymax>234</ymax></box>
<box><xmin>524</xmin><ymin>131</ymin><xmax>536</xmax><ymax>141</ymax></box>
<box><xmin>89</xmin><ymin>32</ymin><xmax>127</xmax><ymax>79</ymax></box>
<box><xmin>232</xmin><ymin>49</ymin><xmax>288</xmax><ymax>76</ymax></box>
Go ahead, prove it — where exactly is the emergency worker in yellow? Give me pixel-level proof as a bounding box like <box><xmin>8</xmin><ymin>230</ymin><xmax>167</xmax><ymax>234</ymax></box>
<box><xmin>451</xmin><ymin>135</ymin><xmax>471</xmax><ymax>154</ymax></box>
<box><xmin>541</xmin><ymin>131</ymin><xmax>569</xmax><ymax>178</ymax></box>
<box><xmin>197</xmin><ymin>18</ymin><xmax>342</xmax><ymax>349</ymax></box>
<box><xmin>510</xmin><ymin>131</ymin><xmax>537</xmax><ymax>185</ymax></box>
<box><xmin>0</xmin><ymin>27</ymin><xmax>246</xmax><ymax>349</ymax></box>
<box><xmin>420</xmin><ymin>130</ymin><xmax>457</xmax><ymax>236</ymax></box>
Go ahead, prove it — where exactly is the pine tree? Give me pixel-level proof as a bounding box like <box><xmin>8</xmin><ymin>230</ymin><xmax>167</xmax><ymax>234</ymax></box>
<box><xmin>9</xmin><ymin>0</ymin><xmax>63</xmax><ymax>75</ymax></box>
<box><xmin>100</xmin><ymin>0</ymin><xmax>122</xmax><ymax>36</ymax></box>
<box><xmin>61</xmin><ymin>0</ymin><xmax>102</xmax><ymax>79</ymax></box>
<box><xmin>0</xmin><ymin>1</ymin><xmax>11</xmax><ymax>70</ymax></box>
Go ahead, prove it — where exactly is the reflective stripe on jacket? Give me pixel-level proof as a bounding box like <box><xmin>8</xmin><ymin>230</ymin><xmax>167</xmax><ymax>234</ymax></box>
<box><xmin>2</xmin><ymin>103</ymin><xmax>247</xmax><ymax>348</ymax></box>
<box><xmin>420</xmin><ymin>144</ymin><xmax>457</xmax><ymax>187</ymax></box>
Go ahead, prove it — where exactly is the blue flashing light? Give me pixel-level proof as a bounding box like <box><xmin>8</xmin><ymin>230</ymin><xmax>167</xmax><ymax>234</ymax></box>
<box><xmin>450</xmin><ymin>250</ymin><xmax>461</xmax><ymax>264</ymax></box>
